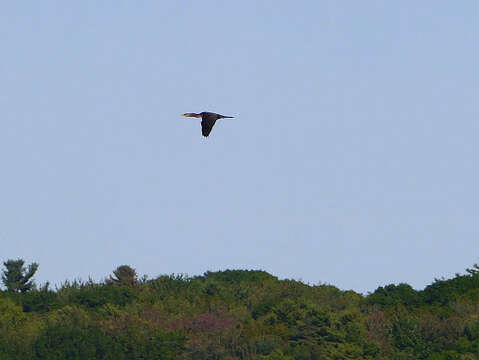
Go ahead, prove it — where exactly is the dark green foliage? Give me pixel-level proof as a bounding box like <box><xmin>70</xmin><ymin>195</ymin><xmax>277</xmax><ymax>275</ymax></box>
<box><xmin>106</xmin><ymin>265</ymin><xmax>138</xmax><ymax>287</ymax></box>
<box><xmin>423</xmin><ymin>273</ymin><xmax>479</xmax><ymax>305</ymax></box>
<box><xmin>465</xmin><ymin>319</ymin><xmax>479</xmax><ymax>341</ymax></box>
<box><xmin>2</xmin><ymin>261</ymin><xmax>479</xmax><ymax>359</ymax></box>
<box><xmin>200</xmin><ymin>269</ymin><xmax>277</xmax><ymax>283</ymax></box>
<box><xmin>33</xmin><ymin>307</ymin><xmax>184</xmax><ymax>360</ymax></box>
<box><xmin>390</xmin><ymin>308</ymin><xmax>428</xmax><ymax>358</ymax></box>
<box><xmin>34</xmin><ymin>320</ymin><xmax>113</xmax><ymax>360</ymax></box>
<box><xmin>2</xmin><ymin>259</ymin><xmax>39</xmax><ymax>293</ymax></box>
<box><xmin>21</xmin><ymin>284</ymin><xmax>58</xmax><ymax>312</ymax></box>
<box><xmin>252</xmin><ymin>299</ymin><xmax>275</xmax><ymax>319</ymax></box>
<box><xmin>67</xmin><ymin>284</ymin><xmax>137</xmax><ymax>308</ymax></box>
<box><xmin>366</xmin><ymin>284</ymin><xmax>421</xmax><ymax>308</ymax></box>
<box><xmin>465</xmin><ymin>263</ymin><xmax>479</xmax><ymax>276</ymax></box>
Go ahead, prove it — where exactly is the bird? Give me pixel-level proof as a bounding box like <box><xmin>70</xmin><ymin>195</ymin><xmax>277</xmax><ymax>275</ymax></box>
<box><xmin>182</xmin><ymin>112</ymin><xmax>234</xmax><ymax>137</ymax></box>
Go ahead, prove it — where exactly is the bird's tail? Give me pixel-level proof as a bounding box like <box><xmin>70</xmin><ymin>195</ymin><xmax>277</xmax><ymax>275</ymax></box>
<box><xmin>220</xmin><ymin>115</ymin><xmax>234</xmax><ymax>119</ymax></box>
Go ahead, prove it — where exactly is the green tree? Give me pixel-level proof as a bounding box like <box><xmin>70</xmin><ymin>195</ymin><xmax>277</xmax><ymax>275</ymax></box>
<box><xmin>1</xmin><ymin>259</ymin><xmax>38</xmax><ymax>293</ymax></box>
<box><xmin>466</xmin><ymin>263</ymin><xmax>479</xmax><ymax>276</ymax></box>
<box><xmin>106</xmin><ymin>265</ymin><xmax>138</xmax><ymax>286</ymax></box>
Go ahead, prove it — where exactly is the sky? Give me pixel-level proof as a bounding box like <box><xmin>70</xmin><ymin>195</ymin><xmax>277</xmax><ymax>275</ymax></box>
<box><xmin>1</xmin><ymin>1</ymin><xmax>478</xmax><ymax>293</ymax></box>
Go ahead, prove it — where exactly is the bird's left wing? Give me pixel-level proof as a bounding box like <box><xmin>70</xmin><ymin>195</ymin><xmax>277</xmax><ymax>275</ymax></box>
<box><xmin>201</xmin><ymin>117</ymin><xmax>216</xmax><ymax>137</ymax></box>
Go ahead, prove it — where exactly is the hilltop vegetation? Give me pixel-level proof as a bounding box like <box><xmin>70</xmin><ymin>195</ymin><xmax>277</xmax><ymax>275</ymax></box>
<box><xmin>2</xmin><ymin>260</ymin><xmax>479</xmax><ymax>359</ymax></box>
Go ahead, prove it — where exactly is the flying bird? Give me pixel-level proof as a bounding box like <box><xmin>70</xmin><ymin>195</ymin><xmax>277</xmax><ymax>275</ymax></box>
<box><xmin>182</xmin><ymin>112</ymin><xmax>234</xmax><ymax>137</ymax></box>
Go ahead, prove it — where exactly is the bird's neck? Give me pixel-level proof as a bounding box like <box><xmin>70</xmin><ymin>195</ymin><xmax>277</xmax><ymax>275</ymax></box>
<box><xmin>184</xmin><ymin>113</ymin><xmax>202</xmax><ymax>118</ymax></box>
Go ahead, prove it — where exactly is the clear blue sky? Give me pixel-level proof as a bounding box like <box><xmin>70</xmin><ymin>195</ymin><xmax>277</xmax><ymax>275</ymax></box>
<box><xmin>1</xmin><ymin>2</ymin><xmax>478</xmax><ymax>293</ymax></box>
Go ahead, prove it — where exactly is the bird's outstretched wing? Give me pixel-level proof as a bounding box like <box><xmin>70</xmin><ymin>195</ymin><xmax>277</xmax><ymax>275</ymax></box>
<box><xmin>201</xmin><ymin>116</ymin><xmax>217</xmax><ymax>137</ymax></box>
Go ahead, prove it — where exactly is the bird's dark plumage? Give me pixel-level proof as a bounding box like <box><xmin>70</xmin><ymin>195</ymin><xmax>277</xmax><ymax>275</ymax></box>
<box><xmin>182</xmin><ymin>112</ymin><xmax>234</xmax><ymax>137</ymax></box>
<box><xmin>201</xmin><ymin>115</ymin><xmax>216</xmax><ymax>137</ymax></box>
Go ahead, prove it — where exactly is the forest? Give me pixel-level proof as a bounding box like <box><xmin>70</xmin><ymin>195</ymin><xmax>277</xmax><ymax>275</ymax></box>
<box><xmin>1</xmin><ymin>259</ymin><xmax>479</xmax><ymax>360</ymax></box>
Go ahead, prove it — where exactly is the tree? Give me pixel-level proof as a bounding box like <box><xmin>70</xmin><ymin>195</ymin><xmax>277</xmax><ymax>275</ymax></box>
<box><xmin>1</xmin><ymin>259</ymin><xmax>39</xmax><ymax>293</ymax></box>
<box><xmin>106</xmin><ymin>265</ymin><xmax>138</xmax><ymax>286</ymax></box>
<box><xmin>466</xmin><ymin>263</ymin><xmax>479</xmax><ymax>276</ymax></box>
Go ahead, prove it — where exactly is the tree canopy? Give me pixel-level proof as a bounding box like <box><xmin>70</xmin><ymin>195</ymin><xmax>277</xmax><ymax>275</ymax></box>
<box><xmin>1</xmin><ymin>259</ymin><xmax>38</xmax><ymax>293</ymax></box>
<box><xmin>106</xmin><ymin>265</ymin><xmax>139</xmax><ymax>286</ymax></box>
<box><xmin>2</xmin><ymin>259</ymin><xmax>479</xmax><ymax>359</ymax></box>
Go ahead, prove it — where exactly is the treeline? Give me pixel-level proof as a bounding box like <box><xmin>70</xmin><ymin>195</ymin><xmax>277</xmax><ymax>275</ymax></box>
<box><xmin>1</xmin><ymin>260</ymin><xmax>479</xmax><ymax>359</ymax></box>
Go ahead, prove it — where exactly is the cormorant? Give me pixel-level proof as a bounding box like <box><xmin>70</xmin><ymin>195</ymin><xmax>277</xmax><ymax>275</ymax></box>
<box><xmin>182</xmin><ymin>112</ymin><xmax>234</xmax><ymax>137</ymax></box>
